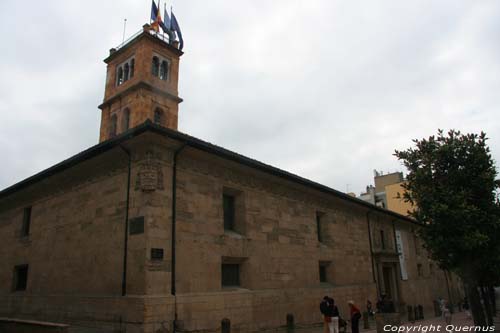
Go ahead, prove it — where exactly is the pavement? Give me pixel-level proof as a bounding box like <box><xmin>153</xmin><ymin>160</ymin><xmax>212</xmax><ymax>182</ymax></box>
<box><xmin>67</xmin><ymin>299</ymin><xmax>497</xmax><ymax>333</ymax></box>
<box><xmin>494</xmin><ymin>287</ymin><xmax>500</xmax><ymax>333</ymax></box>
<box><xmin>294</xmin><ymin>311</ymin><xmax>475</xmax><ymax>333</ymax></box>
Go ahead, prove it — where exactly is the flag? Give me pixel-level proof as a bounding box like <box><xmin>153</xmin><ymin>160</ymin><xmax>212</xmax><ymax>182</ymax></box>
<box><xmin>150</xmin><ymin>0</ymin><xmax>162</xmax><ymax>32</ymax></box>
<box><xmin>161</xmin><ymin>5</ymin><xmax>171</xmax><ymax>32</ymax></box>
<box><xmin>150</xmin><ymin>0</ymin><xmax>158</xmax><ymax>22</ymax></box>
<box><xmin>170</xmin><ymin>11</ymin><xmax>184</xmax><ymax>50</ymax></box>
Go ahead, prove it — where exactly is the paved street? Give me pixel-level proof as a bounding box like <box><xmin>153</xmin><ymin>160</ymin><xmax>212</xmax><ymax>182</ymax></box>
<box><xmin>295</xmin><ymin>312</ymin><xmax>475</xmax><ymax>333</ymax></box>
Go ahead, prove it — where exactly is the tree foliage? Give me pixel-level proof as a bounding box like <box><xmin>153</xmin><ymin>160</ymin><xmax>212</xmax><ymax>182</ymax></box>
<box><xmin>394</xmin><ymin>129</ymin><xmax>500</xmax><ymax>283</ymax></box>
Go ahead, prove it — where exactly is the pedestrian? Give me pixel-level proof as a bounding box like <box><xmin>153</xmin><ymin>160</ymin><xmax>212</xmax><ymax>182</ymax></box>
<box><xmin>463</xmin><ymin>297</ymin><xmax>471</xmax><ymax>319</ymax></box>
<box><xmin>367</xmin><ymin>300</ymin><xmax>373</xmax><ymax>317</ymax></box>
<box><xmin>348</xmin><ymin>300</ymin><xmax>361</xmax><ymax>333</ymax></box>
<box><xmin>442</xmin><ymin>300</ymin><xmax>452</xmax><ymax>325</ymax></box>
<box><xmin>320</xmin><ymin>296</ymin><xmax>332</xmax><ymax>333</ymax></box>
<box><xmin>329</xmin><ymin>298</ymin><xmax>340</xmax><ymax>333</ymax></box>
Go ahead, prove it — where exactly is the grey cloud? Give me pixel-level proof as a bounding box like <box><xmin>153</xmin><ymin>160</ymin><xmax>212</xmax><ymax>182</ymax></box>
<box><xmin>1</xmin><ymin>0</ymin><xmax>499</xmax><ymax>195</ymax></box>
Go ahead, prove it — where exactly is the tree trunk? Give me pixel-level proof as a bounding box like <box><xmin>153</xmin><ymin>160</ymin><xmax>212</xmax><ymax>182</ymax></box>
<box><xmin>480</xmin><ymin>286</ymin><xmax>493</xmax><ymax>326</ymax></box>
<box><xmin>465</xmin><ymin>282</ymin><xmax>486</xmax><ymax>326</ymax></box>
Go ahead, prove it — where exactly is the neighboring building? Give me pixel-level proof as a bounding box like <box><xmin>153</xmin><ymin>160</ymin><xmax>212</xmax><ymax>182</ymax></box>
<box><xmin>385</xmin><ymin>182</ymin><xmax>414</xmax><ymax>217</ymax></box>
<box><xmin>0</xmin><ymin>25</ymin><xmax>459</xmax><ymax>333</ymax></box>
<box><xmin>359</xmin><ymin>170</ymin><xmax>413</xmax><ymax>216</ymax></box>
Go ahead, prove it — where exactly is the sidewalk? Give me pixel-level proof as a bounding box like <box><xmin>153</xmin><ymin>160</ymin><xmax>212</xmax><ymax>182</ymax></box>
<box><xmin>296</xmin><ymin>312</ymin><xmax>474</xmax><ymax>333</ymax></box>
<box><xmin>494</xmin><ymin>287</ymin><xmax>499</xmax><ymax>333</ymax></box>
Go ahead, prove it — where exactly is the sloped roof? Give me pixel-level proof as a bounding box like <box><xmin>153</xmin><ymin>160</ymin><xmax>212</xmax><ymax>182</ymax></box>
<box><xmin>0</xmin><ymin>120</ymin><xmax>418</xmax><ymax>224</ymax></box>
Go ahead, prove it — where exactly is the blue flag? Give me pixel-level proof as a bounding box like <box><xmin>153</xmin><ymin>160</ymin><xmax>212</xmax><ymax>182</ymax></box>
<box><xmin>150</xmin><ymin>0</ymin><xmax>158</xmax><ymax>21</ymax></box>
<box><xmin>170</xmin><ymin>11</ymin><xmax>184</xmax><ymax>50</ymax></box>
<box><xmin>163</xmin><ymin>7</ymin><xmax>171</xmax><ymax>31</ymax></box>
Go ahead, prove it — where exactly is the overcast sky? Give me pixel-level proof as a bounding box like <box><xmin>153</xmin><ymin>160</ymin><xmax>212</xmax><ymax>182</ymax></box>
<box><xmin>1</xmin><ymin>1</ymin><xmax>499</xmax><ymax>195</ymax></box>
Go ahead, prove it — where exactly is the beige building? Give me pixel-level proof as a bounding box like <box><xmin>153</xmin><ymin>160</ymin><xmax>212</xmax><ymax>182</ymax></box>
<box><xmin>359</xmin><ymin>171</ymin><xmax>414</xmax><ymax>216</ymax></box>
<box><xmin>0</xmin><ymin>25</ymin><xmax>459</xmax><ymax>332</ymax></box>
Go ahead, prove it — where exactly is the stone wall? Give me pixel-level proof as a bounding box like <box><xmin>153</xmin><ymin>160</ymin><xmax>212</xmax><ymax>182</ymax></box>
<box><xmin>0</xmin><ymin>132</ymin><xmax>462</xmax><ymax>332</ymax></box>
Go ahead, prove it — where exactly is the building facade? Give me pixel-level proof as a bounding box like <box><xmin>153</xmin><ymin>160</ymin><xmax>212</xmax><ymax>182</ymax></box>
<box><xmin>0</xmin><ymin>25</ymin><xmax>460</xmax><ymax>333</ymax></box>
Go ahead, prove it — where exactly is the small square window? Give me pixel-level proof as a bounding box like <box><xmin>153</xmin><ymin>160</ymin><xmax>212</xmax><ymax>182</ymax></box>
<box><xmin>221</xmin><ymin>264</ymin><xmax>240</xmax><ymax>287</ymax></box>
<box><xmin>151</xmin><ymin>248</ymin><xmax>164</xmax><ymax>260</ymax></box>
<box><xmin>21</xmin><ymin>207</ymin><xmax>32</xmax><ymax>237</ymax></box>
<box><xmin>319</xmin><ymin>265</ymin><xmax>327</xmax><ymax>283</ymax></box>
<box><xmin>13</xmin><ymin>265</ymin><xmax>28</xmax><ymax>291</ymax></box>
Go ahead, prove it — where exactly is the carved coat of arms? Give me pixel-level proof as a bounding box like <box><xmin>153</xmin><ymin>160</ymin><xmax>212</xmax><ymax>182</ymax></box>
<box><xmin>135</xmin><ymin>152</ymin><xmax>164</xmax><ymax>192</ymax></box>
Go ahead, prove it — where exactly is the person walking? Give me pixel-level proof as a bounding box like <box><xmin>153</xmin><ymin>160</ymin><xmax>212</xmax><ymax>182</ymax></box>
<box><xmin>329</xmin><ymin>298</ymin><xmax>340</xmax><ymax>333</ymax></box>
<box><xmin>442</xmin><ymin>299</ymin><xmax>452</xmax><ymax>325</ymax></box>
<box><xmin>463</xmin><ymin>297</ymin><xmax>471</xmax><ymax>319</ymax></box>
<box><xmin>348</xmin><ymin>300</ymin><xmax>362</xmax><ymax>333</ymax></box>
<box><xmin>320</xmin><ymin>296</ymin><xmax>332</xmax><ymax>333</ymax></box>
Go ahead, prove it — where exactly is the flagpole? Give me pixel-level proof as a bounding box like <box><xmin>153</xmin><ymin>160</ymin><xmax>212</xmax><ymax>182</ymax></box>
<box><xmin>122</xmin><ymin>19</ymin><xmax>127</xmax><ymax>45</ymax></box>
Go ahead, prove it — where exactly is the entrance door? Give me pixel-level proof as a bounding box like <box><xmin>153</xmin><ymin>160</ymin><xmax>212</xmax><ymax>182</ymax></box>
<box><xmin>383</xmin><ymin>266</ymin><xmax>394</xmax><ymax>299</ymax></box>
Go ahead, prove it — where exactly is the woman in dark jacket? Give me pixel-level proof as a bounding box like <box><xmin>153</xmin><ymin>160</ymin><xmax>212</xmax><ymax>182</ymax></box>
<box><xmin>348</xmin><ymin>300</ymin><xmax>361</xmax><ymax>333</ymax></box>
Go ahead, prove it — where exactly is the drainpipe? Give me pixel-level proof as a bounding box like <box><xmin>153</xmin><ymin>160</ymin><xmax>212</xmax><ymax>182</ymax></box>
<box><xmin>171</xmin><ymin>143</ymin><xmax>187</xmax><ymax>331</ymax></box>
<box><xmin>119</xmin><ymin>145</ymin><xmax>132</xmax><ymax>296</ymax></box>
<box><xmin>366</xmin><ymin>210</ymin><xmax>378</xmax><ymax>296</ymax></box>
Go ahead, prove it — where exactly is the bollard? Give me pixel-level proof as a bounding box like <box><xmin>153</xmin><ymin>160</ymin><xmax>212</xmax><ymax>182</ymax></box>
<box><xmin>286</xmin><ymin>313</ymin><xmax>295</xmax><ymax>333</ymax></box>
<box><xmin>363</xmin><ymin>311</ymin><xmax>370</xmax><ymax>329</ymax></box>
<box><xmin>221</xmin><ymin>318</ymin><xmax>231</xmax><ymax>333</ymax></box>
<box><xmin>407</xmin><ymin>305</ymin><xmax>414</xmax><ymax>322</ymax></box>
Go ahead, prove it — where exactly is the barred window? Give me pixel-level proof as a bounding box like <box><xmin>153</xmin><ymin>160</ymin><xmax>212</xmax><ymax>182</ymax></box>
<box><xmin>13</xmin><ymin>265</ymin><xmax>28</xmax><ymax>291</ymax></box>
<box><xmin>222</xmin><ymin>264</ymin><xmax>239</xmax><ymax>287</ymax></box>
<box><xmin>21</xmin><ymin>207</ymin><xmax>31</xmax><ymax>237</ymax></box>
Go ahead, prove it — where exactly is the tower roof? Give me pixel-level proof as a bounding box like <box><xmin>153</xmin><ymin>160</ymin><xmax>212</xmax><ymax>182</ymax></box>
<box><xmin>105</xmin><ymin>25</ymin><xmax>183</xmax><ymax>64</ymax></box>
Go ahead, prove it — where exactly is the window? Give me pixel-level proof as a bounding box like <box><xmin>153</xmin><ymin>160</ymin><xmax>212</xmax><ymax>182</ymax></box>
<box><xmin>319</xmin><ymin>264</ymin><xmax>327</xmax><ymax>283</ymax></box>
<box><xmin>221</xmin><ymin>264</ymin><xmax>240</xmax><ymax>287</ymax></box>
<box><xmin>21</xmin><ymin>207</ymin><xmax>31</xmax><ymax>237</ymax></box>
<box><xmin>116</xmin><ymin>57</ymin><xmax>134</xmax><ymax>86</ymax></box>
<box><xmin>117</xmin><ymin>67</ymin><xmax>124</xmax><ymax>86</ymax></box>
<box><xmin>109</xmin><ymin>114</ymin><xmax>117</xmax><ymax>137</ymax></box>
<box><xmin>380</xmin><ymin>230</ymin><xmax>386</xmax><ymax>250</ymax></box>
<box><xmin>13</xmin><ymin>265</ymin><xmax>28</xmax><ymax>291</ymax></box>
<box><xmin>160</xmin><ymin>60</ymin><xmax>169</xmax><ymax>80</ymax></box>
<box><xmin>316</xmin><ymin>212</ymin><xmax>323</xmax><ymax>242</ymax></box>
<box><xmin>417</xmin><ymin>263</ymin><xmax>423</xmax><ymax>277</ymax></box>
<box><xmin>130</xmin><ymin>59</ymin><xmax>135</xmax><ymax>78</ymax></box>
<box><xmin>122</xmin><ymin>108</ymin><xmax>130</xmax><ymax>131</ymax></box>
<box><xmin>151</xmin><ymin>248</ymin><xmax>164</xmax><ymax>260</ymax></box>
<box><xmin>152</xmin><ymin>56</ymin><xmax>160</xmax><ymax>77</ymax></box>
<box><xmin>154</xmin><ymin>108</ymin><xmax>164</xmax><ymax>126</ymax></box>
<box><xmin>413</xmin><ymin>233</ymin><xmax>421</xmax><ymax>255</ymax></box>
<box><xmin>124</xmin><ymin>63</ymin><xmax>130</xmax><ymax>81</ymax></box>
<box><xmin>223</xmin><ymin>194</ymin><xmax>235</xmax><ymax>231</ymax></box>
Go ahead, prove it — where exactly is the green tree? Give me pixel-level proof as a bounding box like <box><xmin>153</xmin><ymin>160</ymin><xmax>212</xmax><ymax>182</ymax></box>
<box><xmin>395</xmin><ymin>129</ymin><xmax>500</xmax><ymax>326</ymax></box>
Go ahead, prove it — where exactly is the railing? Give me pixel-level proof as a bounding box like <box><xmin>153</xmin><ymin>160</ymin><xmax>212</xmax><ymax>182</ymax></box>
<box><xmin>114</xmin><ymin>28</ymin><xmax>173</xmax><ymax>51</ymax></box>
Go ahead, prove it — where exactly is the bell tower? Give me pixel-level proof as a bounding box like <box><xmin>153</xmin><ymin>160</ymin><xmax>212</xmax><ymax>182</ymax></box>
<box><xmin>98</xmin><ymin>24</ymin><xmax>183</xmax><ymax>142</ymax></box>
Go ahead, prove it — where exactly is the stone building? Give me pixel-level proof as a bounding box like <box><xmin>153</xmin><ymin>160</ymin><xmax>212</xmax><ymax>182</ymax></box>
<box><xmin>0</xmin><ymin>25</ymin><xmax>460</xmax><ymax>332</ymax></box>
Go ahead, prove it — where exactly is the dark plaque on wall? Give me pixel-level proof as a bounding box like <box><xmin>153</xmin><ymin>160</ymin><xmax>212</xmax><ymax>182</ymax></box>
<box><xmin>129</xmin><ymin>216</ymin><xmax>145</xmax><ymax>235</ymax></box>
